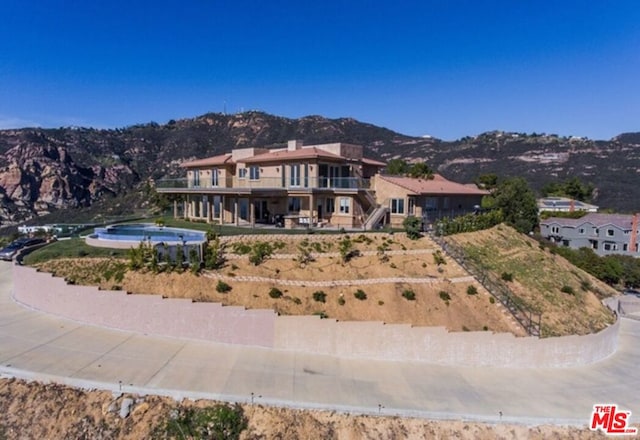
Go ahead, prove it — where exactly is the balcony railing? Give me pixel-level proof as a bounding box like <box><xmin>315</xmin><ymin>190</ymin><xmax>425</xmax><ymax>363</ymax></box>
<box><xmin>156</xmin><ymin>177</ymin><xmax>370</xmax><ymax>191</ymax></box>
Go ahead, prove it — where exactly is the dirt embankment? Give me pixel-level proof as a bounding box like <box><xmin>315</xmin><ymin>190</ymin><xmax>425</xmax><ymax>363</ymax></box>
<box><xmin>0</xmin><ymin>379</ymin><xmax>610</xmax><ymax>440</ymax></box>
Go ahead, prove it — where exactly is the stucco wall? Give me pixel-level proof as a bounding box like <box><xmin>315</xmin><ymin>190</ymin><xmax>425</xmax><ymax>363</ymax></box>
<box><xmin>12</xmin><ymin>264</ymin><xmax>619</xmax><ymax>368</ymax></box>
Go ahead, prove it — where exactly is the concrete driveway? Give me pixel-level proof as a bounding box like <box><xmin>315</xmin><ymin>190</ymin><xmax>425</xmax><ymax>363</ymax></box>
<box><xmin>0</xmin><ymin>263</ymin><xmax>638</xmax><ymax>426</ymax></box>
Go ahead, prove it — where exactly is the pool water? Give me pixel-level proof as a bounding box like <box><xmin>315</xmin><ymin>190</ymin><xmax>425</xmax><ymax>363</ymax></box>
<box><xmin>91</xmin><ymin>223</ymin><xmax>206</xmax><ymax>243</ymax></box>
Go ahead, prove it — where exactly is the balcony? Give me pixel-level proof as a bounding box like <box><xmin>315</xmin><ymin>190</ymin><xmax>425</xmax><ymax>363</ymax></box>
<box><xmin>156</xmin><ymin>176</ymin><xmax>370</xmax><ymax>191</ymax></box>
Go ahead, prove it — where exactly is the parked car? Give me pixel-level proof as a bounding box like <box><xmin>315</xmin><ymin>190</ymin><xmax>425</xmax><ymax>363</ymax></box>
<box><xmin>623</xmin><ymin>288</ymin><xmax>640</xmax><ymax>298</ymax></box>
<box><xmin>0</xmin><ymin>237</ymin><xmax>45</xmax><ymax>261</ymax></box>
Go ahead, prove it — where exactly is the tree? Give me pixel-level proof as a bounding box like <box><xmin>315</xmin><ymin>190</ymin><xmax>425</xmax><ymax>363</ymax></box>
<box><xmin>386</xmin><ymin>158</ymin><xmax>409</xmax><ymax>175</ymax></box>
<box><xmin>407</xmin><ymin>162</ymin><xmax>434</xmax><ymax>179</ymax></box>
<box><xmin>403</xmin><ymin>216</ymin><xmax>422</xmax><ymax>239</ymax></box>
<box><xmin>475</xmin><ymin>173</ymin><xmax>499</xmax><ymax>190</ymax></box>
<box><xmin>541</xmin><ymin>177</ymin><xmax>594</xmax><ymax>202</ymax></box>
<box><xmin>486</xmin><ymin>177</ymin><xmax>538</xmax><ymax>233</ymax></box>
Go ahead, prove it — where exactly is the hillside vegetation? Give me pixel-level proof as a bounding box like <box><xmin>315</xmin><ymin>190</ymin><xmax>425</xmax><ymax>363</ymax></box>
<box><xmin>446</xmin><ymin>225</ymin><xmax>616</xmax><ymax>337</ymax></box>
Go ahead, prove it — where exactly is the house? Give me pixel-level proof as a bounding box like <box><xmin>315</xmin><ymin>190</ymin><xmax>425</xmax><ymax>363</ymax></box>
<box><xmin>156</xmin><ymin>140</ymin><xmax>487</xmax><ymax>230</ymax></box>
<box><xmin>156</xmin><ymin>140</ymin><xmax>385</xmax><ymax>229</ymax></box>
<box><xmin>540</xmin><ymin>213</ymin><xmax>640</xmax><ymax>256</ymax></box>
<box><xmin>371</xmin><ymin>174</ymin><xmax>489</xmax><ymax>228</ymax></box>
<box><xmin>538</xmin><ymin>196</ymin><xmax>599</xmax><ymax>214</ymax></box>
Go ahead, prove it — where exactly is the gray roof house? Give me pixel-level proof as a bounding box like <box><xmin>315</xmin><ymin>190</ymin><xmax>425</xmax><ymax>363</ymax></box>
<box><xmin>540</xmin><ymin>213</ymin><xmax>639</xmax><ymax>256</ymax></box>
<box><xmin>537</xmin><ymin>196</ymin><xmax>599</xmax><ymax>214</ymax></box>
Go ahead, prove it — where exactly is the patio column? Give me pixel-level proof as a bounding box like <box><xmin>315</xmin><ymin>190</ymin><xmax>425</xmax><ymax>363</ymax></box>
<box><xmin>173</xmin><ymin>200</ymin><xmax>178</xmax><ymax>219</ymax></box>
<box><xmin>207</xmin><ymin>195</ymin><xmax>213</xmax><ymax>223</ymax></box>
<box><xmin>183</xmin><ymin>197</ymin><xmax>188</xmax><ymax>219</ymax></box>
<box><xmin>234</xmin><ymin>197</ymin><xmax>239</xmax><ymax>226</ymax></box>
<box><xmin>309</xmin><ymin>194</ymin><xmax>315</xmax><ymax>226</ymax></box>
<box><xmin>220</xmin><ymin>196</ymin><xmax>225</xmax><ymax>225</ymax></box>
<box><xmin>249</xmin><ymin>197</ymin><xmax>255</xmax><ymax>227</ymax></box>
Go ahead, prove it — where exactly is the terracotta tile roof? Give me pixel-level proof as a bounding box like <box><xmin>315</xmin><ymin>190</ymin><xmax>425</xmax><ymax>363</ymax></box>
<box><xmin>541</xmin><ymin>213</ymin><xmax>635</xmax><ymax>229</ymax></box>
<box><xmin>181</xmin><ymin>154</ymin><xmax>233</xmax><ymax>168</ymax></box>
<box><xmin>379</xmin><ymin>174</ymin><xmax>489</xmax><ymax>195</ymax></box>
<box><xmin>362</xmin><ymin>157</ymin><xmax>386</xmax><ymax>166</ymax></box>
<box><xmin>237</xmin><ymin>147</ymin><xmax>345</xmax><ymax>164</ymax></box>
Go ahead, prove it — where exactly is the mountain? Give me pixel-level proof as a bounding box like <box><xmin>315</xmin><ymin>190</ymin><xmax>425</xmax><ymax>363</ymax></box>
<box><xmin>0</xmin><ymin>111</ymin><xmax>638</xmax><ymax>227</ymax></box>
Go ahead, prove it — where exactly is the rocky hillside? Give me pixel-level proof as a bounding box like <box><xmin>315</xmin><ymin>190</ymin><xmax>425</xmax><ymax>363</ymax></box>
<box><xmin>0</xmin><ymin>111</ymin><xmax>638</xmax><ymax>227</ymax></box>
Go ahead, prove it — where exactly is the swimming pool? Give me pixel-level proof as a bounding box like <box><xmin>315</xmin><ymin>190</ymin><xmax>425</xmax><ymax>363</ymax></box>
<box><xmin>89</xmin><ymin>223</ymin><xmax>206</xmax><ymax>245</ymax></box>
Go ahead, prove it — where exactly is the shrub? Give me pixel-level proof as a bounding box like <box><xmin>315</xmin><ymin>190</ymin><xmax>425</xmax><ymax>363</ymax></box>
<box><xmin>501</xmin><ymin>272</ymin><xmax>514</xmax><ymax>282</ymax></box>
<box><xmin>560</xmin><ymin>285</ymin><xmax>575</xmax><ymax>295</ymax></box>
<box><xmin>433</xmin><ymin>251</ymin><xmax>446</xmax><ymax>266</ymax></box>
<box><xmin>153</xmin><ymin>404</ymin><xmax>247</xmax><ymax>440</ymax></box>
<box><xmin>268</xmin><ymin>287</ymin><xmax>283</xmax><ymax>298</ymax></box>
<box><xmin>231</xmin><ymin>242</ymin><xmax>251</xmax><ymax>255</ymax></box>
<box><xmin>313</xmin><ymin>311</ymin><xmax>328</xmax><ymax>319</ymax></box>
<box><xmin>489</xmin><ymin>296</ymin><xmax>495</xmax><ymax>304</ymax></box>
<box><xmin>580</xmin><ymin>280</ymin><xmax>592</xmax><ymax>292</ymax></box>
<box><xmin>338</xmin><ymin>296</ymin><xmax>346</xmax><ymax>305</ymax></box>
<box><xmin>312</xmin><ymin>291</ymin><xmax>327</xmax><ymax>303</ymax></box>
<box><xmin>378</xmin><ymin>300</ymin><xmax>384</xmax><ymax>305</ymax></box>
<box><xmin>216</xmin><ymin>280</ymin><xmax>231</xmax><ymax>293</ymax></box>
<box><xmin>354</xmin><ymin>289</ymin><xmax>367</xmax><ymax>300</ymax></box>
<box><xmin>403</xmin><ymin>215</ymin><xmax>422</xmax><ymax>240</ymax></box>
<box><xmin>402</xmin><ymin>289</ymin><xmax>416</xmax><ymax>300</ymax></box>
<box><xmin>466</xmin><ymin>285</ymin><xmax>478</xmax><ymax>295</ymax></box>
<box><xmin>438</xmin><ymin>291</ymin><xmax>451</xmax><ymax>301</ymax></box>
<box><xmin>249</xmin><ymin>241</ymin><xmax>274</xmax><ymax>266</ymax></box>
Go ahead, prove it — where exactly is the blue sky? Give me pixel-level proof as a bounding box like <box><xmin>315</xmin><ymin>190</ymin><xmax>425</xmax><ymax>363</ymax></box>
<box><xmin>1</xmin><ymin>1</ymin><xmax>638</xmax><ymax>140</ymax></box>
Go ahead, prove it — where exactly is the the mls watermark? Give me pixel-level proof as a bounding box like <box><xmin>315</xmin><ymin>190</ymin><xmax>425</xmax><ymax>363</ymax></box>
<box><xmin>590</xmin><ymin>404</ymin><xmax>638</xmax><ymax>436</ymax></box>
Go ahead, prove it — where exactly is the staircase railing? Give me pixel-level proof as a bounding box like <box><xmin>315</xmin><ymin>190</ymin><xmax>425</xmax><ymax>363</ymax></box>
<box><xmin>430</xmin><ymin>233</ymin><xmax>542</xmax><ymax>337</ymax></box>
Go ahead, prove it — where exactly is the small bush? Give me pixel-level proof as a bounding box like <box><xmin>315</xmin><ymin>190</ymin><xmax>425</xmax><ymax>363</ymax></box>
<box><xmin>466</xmin><ymin>285</ymin><xmax>478</xmax><ymax>295</ymax></box>
<box><xmin>580</xmin><ymin>280</ymin><xmax>592</xmax><ymax>292</ymax></box>
<box><xmin>403</xmin><ymin>215</ymin><xmax>422</xmax><ymax>240</ymax></box>
<box><xmin>489</xmin><ymin>296</ymin><xmax>495</xmax><ymax>304</ymax></box>
<box><xmin>433</xmin><ymin>251</ymin><xmax>446</xmax><ymax>266</ymax></box>
<box><xmin>216</xmin><ymin>280</ymin><xmax>231</xmax><ymax>293</ymax></box>
<box><xmin>389</xmin><ymin>262</ymin><xmax>397</xmax><ymax>269</ymax></box>
<box><xmin>354</xmin><ymin>289</ymin><xmax>367</xmax><ymax>300</ymax></box>
<box><xmin>483</xmin><ymin>326</ymin><xmax>489</xmax><ymax>331</ymax></box>
<box><xmin>268</xmin><ymin>287</ymin><xmax>283</xmax><ymax>298</ymax></box>
<box><xmin>292</xmin><ymin>297</ymin><xmax>302</xmax><ymax>305</ymax></box>
<box><xmin>421</xmin><ymin>262</ymin><xmax>427</xmax><ymax>268</ymax></box>
<box><xmin>501</xmin><ymin>272</ymin><xmax>514</xmax><ymax>282</ymax></box>
<box><xmin>402</xmin><ymin>289</ymin><xmax>416</xmax><ymax>300</ymax></box>
<box><xmin>438</xmin><ymin>291</ymin><xmax>451</xmax><ymax>301</ymax></box>
<box><xmin>560</xmin><ymin>285</ymin><xmax>575</xmax><ymax>295</ymax></box>
<box><xmin>312</xmin><ymin>290</ymin><xmax>327</xmax><ymax>303</ymax></box>
<box><xmin>378</xmin><ymin>300</ymin><xmax>384</xmax><ymax>305</ymax></box>
<box><xmin>338</xmin><ymin>296</ymin><xmax>346</xmax><ymax>305</ymax></box>
<box><xmin>154</xmin><ymin>404</ymin><xmax>247</xmax><ymax>440</ymax></box>
<box><xmin>313</xmin><ymin>311</ymin><xmax>328</xmax><ymax>319</ymax></box>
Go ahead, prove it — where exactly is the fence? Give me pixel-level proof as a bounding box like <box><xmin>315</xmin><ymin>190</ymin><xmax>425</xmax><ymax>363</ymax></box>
<box><xmin>430</xmin><ymin>233</ymin><xmax>542</xmax><ymax>337</ymax></box>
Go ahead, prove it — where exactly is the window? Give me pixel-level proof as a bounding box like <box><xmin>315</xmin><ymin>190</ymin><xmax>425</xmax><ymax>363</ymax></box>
<box><xmin>288</xmin><ymin>197</ymin><xmax>301</xmax><ymax>212</ymax></box>
<box><xmin>391</xmin><ymin>198</ymin><xmax>405</xmax><ymax>214</ymax></box>
<box><xmin>551</xmin><ymin>226</ymin><xmax>560</xmax><ymax>234</ymax></box>
<box><xmin>249</xmin><ymin>166</ymin><xmax>260</xmax><ymax>180</ymax></box>
<box><xmin>624</xmin><ymin>243</ymin><xmax>629</xmax><ymax>251</ymax></box>
<box><xmin>579</xmin><ymin>228</ymin><xmax>585</xmax><ymax>234</ymax></box>
<box><xmin>424</xmin><ymin>197</ymin><xmax>437</xmax><ymax>211</ymax></box>
<box><xmin>604</xmin><ymin>243</ymin><xmax>618</xmax><ymax>251</ymax></box>
<box><xmin>442</xmin><ymin>197</ymin><xmax>450</xmax><ymax>210</ymax></box>
<box><xmin>211</xmin><ymin>168</ymin><xmax>219</xmax><ymax>187</ymax></box>
<box><xmin>562</xmin><ymin>240</ymin><xmax>570</xmax><ymax>247</ymax></box>
<box><xmin>238</xmin><ymin>168</ymin><xmax>247</xmax><ymax>179</ymax></box>
<box><xmin>339</xmin><ymin>197</ymin><xmax>350</xmax><ymax>214</ymax></box>
<box><xmin>290</xmin><ymin>164</ymin><xmax>300</xmax><ymax>186</ymax></box>
<box><xmin>326</xmin><ymin>197</ymin><xmax>335</xmax><ymax>213</ymax></box>
<box><xmin>607</xmin><ymin>229</ymin><xmax>615</xmax><ymax>237</ymax></box>
<box><xmin>192</xmin><ymin>170</ymin><xmax>200</xmax><ymax>187</ymax></box>
<box><xmin>408</xmin><ymin>198</ymin><xmax>415</xmax><ymax>215</ymax></box>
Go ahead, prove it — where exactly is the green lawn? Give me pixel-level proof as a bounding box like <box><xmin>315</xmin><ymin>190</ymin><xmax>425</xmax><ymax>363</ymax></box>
<box><xmin>23</xmin><ymin>238</ymin><xmax>129</xmax><ymax>265</ymax></box>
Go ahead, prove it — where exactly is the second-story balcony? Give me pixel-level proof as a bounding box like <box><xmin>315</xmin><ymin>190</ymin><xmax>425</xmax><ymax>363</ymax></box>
<box><xmin>156</xmin><ymin>176</ymin><xmax>370</xmax><ymax>192</ymax></box>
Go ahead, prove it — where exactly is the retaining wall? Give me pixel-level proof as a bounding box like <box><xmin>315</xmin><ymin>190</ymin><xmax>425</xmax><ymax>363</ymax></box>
<box><xmin>12</xmin><ymin>264</ymin><xmax>619</xmax><ymax>367</ymax></box>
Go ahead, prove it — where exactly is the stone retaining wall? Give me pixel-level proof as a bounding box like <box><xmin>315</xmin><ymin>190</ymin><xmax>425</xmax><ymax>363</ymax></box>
<box><xmin>12</xmin><ymin>265</ymin><xmax>619</xmax><ymax>367</ymax></box>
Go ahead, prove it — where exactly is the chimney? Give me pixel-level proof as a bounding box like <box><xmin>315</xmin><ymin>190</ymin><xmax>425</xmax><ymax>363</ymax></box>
<box><xmin>288</xmin><ymin>140</ymin><xmax>303</xmax><ymax>151</ymax></box>
<box><xmin>630</xmin><ymin>214</ymin><xmax>639</xmax><ymax>253</ymax></box>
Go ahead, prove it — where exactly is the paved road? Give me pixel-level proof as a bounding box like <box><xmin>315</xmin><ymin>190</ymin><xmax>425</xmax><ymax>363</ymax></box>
<box><xmin>1</xmin><ymin>263</ymin><xmax>638</xmax><ymax>426</ymax></box>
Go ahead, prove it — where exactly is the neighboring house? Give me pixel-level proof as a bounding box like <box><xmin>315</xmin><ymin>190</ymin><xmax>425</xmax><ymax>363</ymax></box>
<box><xmin>372</xmin><ymin>174</ymin><xmax>489</xmax><ymax>228</ymax></box>
<box><xmin>538</xmin><ymin>196</ymin><xmax>599</xmax><ymax>214</ymax></box>
<box><xmin>540</xmin><ymin>213</ymin><xmax>640</xmax><ymax>256</ymax></box>
<box><xmin>156</xmin><ymin>140</ymin><xmax>487</xmax><ymax>229</ymax></box>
